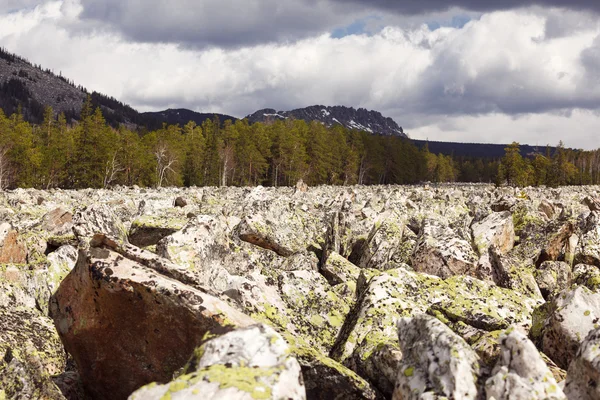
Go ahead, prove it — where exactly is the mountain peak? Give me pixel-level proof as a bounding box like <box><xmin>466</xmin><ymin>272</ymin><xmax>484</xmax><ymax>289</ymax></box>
<box><xmin>244</xmin><ymin>105</ymin><xmax>406</xmax><ymax>137</ymax></box>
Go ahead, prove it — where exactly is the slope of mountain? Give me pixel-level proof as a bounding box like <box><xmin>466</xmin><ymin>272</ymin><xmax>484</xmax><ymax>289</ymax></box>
<box><xmin>0</xmin><ymin>48</ymin><xmax>86</xmax><ymax>122</ymax></box>
<box><xmin>142</xmin><ymin>108</ymin><xmax>238</xmax><ymax>127</ymax></box>
<box><xmin>245</xmin><ymin>105</ymin><xmax>406</xmax><ymax>137</ymax></box>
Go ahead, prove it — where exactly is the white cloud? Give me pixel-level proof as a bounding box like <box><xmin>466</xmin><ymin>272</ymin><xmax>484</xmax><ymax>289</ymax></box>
<box><xmin>409</xmin><ymin>110</ymin><xmax>600</xmax><ymax>150</ymax></box>
<box><xmin>0</xmin><ymin>1</ymin><xmax>599</xmax><ymax>148</ymax></box>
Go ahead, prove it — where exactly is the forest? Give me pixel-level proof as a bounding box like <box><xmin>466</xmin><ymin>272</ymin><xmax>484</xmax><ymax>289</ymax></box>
<box><xmin>0</xmin><ymin>97</ymin><xmax>598</xmax><ymax>189</ymax></box>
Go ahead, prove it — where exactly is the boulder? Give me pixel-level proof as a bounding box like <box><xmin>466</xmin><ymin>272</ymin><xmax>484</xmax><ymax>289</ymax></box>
<box><xmin>392</xmin><ymin>314</ymin><xmax>480</xmax><ymax>400</ymax></box>
<box><xmin>0</xmin><ymin>245</ymin><xmax>76</xmax><ymax>314</ymax></box>
<box><xmin>331</xmin><ymin>267</ymin><xmax>538</xmax><ymax>396</ymax></box>
<box><xmin>491</xmin><ymin>195</ymin><xmax>517</xmax><ymax>212</ymax></box>
<box><xmin>0</xmin><ymin>306</ymin><xmax>66</xmax><ymax>399</ymax></box>
<box><xmin>485</xmin><ymin>328</ymin><xmax>566</xmax><ymax>399</ymax></box>
<box><xmin>573</xmin><ymin>264</ymin><xmax>600</xmax><ymax>292</ymax></box>
<box><xmin>129</xmin><ymin>324</ymin><xmax>306</xmax><ymax>400</ymax></box>
<box><xmin>541</xmin><ymin>286</ymin><xmax>600</xmax><ymax>369</ymax></box>
<box><xmin>564</xmin><ymin>327</ymin><xmax>600</xmax><ymax>400</ymax></box>
<box><xmin>539</xmin><ymin>200</ymin><xmax>556</xmax><ymax>219</ymax></box>
<box><xmin>489</xmin><ymin>246</ymin><xmax>544</xmax><ymax>300</ymax></box>
<box><xmin>174</xmin><ymin>196</ymin><xmax>187</xmax><ymax>208</ymax></box>
<box><xmin>411</xmin><ymin>219</ymin><xmax>478</xmax><ymax>278</ymax></box>
<box><xmin>355</xmin><ymin>211</ymin><xmax>408</xmax><ymax>270</ymax></box>
<box><xmin>472</xmin><ymin>211</ymin><xmax>515</xmax><ymax>256</ymax></box>
<box><xmin>128</xmin><ymin>214</ymin><xmax>187</xmax><ymax>247</ymax></box>
<box><xmin>576</xmin><ymin>214</ymin><xmax>600</xmax><ymax>266</ymax></box>
<box><xmin>535</xmin><ymin>261</ymin><xmax>572</xmax><ymax>300</ymax></box>
<box><xmin>0</xmin><ymin>223</ymin><xmax>27</xmax><ymax>264</ymax></box>
<box><xmin>234</xmin><ymin>202</ymin><xmax>323</xmax><ymax>257</ymax></box>
<box><xmin>40</xmin><ymin>208</ymin><xmax>73</xmax><ymax>237</ymax></box>
<box><xmin>583</xmin><ymin>196</ymin><xmax>600</xmax><ymax>212</ymax></box>
<box><xmin>320</xmin><ymin>251</ymin><xmax>361</xmax><ymax>286</ymax></box>
<box><xmin>72</xmin><ymin>204</ymin><xmax>127</xmax><ymax>245</ymax></box>
<box><xmin>49</xmin><ymin>242</ymin><xmax>256</xmax><ymax>400</ymax></box>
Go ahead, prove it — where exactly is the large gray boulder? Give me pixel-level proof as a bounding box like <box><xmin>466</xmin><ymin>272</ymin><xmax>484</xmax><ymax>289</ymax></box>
<box><xmin>485</xmin><ymin>328</ymin><xmax>565</xmax><ymax>399</ymax></box>
<box><xmin>0</xmin><ymin>306</ymin><xmax>66</xmax><ymax>399</ymax></box>
<box><xmin>564</xmin><ymin>327</ymin><xmax>600</xmax><ymax>400</ymax></box>
<box><xmin>535</xmin><ymin>261</ymin><xmax>572</xmax><ymax>300</ymax></box>
<box><xmin>392</xmin><ymin>314</ymin><xmax>480</xmax><ymax>400</ymax></box>
<box><xmin>472</xmin><ymin>211</ymin><xmax>515</xmax><ymax>256</ymax></box>
<box><xmin>129</xmin><ymin>324</ymin><xmax>306</xmax><ymax>400</ymax></box>
<box><xmin>331</xmin><ymin>267</ymin><xmax>538</xmax><ymax>396</ymax></box>
<box><xmin>541</xmin><ymin>286</ymin><xmax>600</xmax><ymax>369</ymax></box>
<box><xmin>411</xmin><ymin>219</ymin><xmax>478</xmax><ymax>278</ymax></box>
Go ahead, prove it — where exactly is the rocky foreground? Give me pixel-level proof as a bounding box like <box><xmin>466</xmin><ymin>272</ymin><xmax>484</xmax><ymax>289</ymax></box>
<box><xmin>3</xmin><ymin>183</ymin><xmax>600</xmax><ymax>399</ymax></box>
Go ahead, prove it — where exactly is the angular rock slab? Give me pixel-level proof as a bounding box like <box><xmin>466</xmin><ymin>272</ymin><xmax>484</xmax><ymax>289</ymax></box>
<box><xmin>485</xmin><ymin>328</ymin><xmax>565</xmax><ymax>399</ymax></box>
<box><xmin>541</xmin><ymin>286</ymin><xmax>600</xmax><ymax>369</ymax></box>
<box><xmin>72</xmin><ymin>204</ymin><xmax>128</xmax><ymax>245</ymax></box>
<box><xmin>355</xmin><ymin>210</ymin><xmax>408</xmax><ymax>270</ymax></box>
<box><xmin>128</xmin><ymin>214</ymin><xmax>187</xmax><ymax>247</ymax></box>
<box><xmin>0</xmin><ymin>223</ymin><xmax>27</xmax><ymax>264</ymax></box>
<box><xmin>392</xmin><ymin>314</ymin><xmax>480</xmax><ymax>400</ymax></box>
<box><xmin>472</xmin><ymin>211</ymin><xmax>515</xmax><ymax>256</ymax></box>
<box><xmin>49</xmin><ymin>245</ymin><xmax>256</xmax><ymax>400</ymax></box>
<box><xmin>332</xmin><ymin>268</ymin><xmax>539</xmax><ymax>397</ymax></box>
<box><xmin>0</xmin><ymin>306</ymin><xmax>66</xmax><ymax>399</ymax></box>
<box><xmin>411</xmin><ymin>219</ymin><xmax>478</xmax><ymax>278</ymax></box>
<box><xmin>535</xmin><ymin>261</ymin><xmax>571</xmax><ymax>300</ymax></box>
<box><xmin>565</xmin><ymin>327</ymin><xmax>600</xmax><ymax>400</ymax></box>
<box><xmin>129</xmin><ymin>324</ymin><xmax>306</xmax><ymax>400</ymax></box>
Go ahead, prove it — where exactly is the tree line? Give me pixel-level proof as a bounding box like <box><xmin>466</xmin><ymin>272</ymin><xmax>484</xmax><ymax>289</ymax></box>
<box><xmin>0</xmin><ymin>99</ymin><xmax>597</xmax><ymax>189</ymax></box>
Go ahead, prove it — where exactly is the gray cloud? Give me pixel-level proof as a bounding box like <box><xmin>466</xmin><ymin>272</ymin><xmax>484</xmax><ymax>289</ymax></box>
<box><xmin>0</xmin><ymin>0</ymin><xmax>44</xmax><ymax>13</ymax></box>
<box><xmin>75</xmin><ymin>0</ymin><xmax>600</xmax><ymax>49</ymax></box>
<box><xmin>78</xmin><ymin>0</ymin><xmax>362</xmax><ymax>48</ymax></box>
<box><xmin>334</xmin><ymin>0</ymin><xmax>600</xmax><ymax>15</ymax></box>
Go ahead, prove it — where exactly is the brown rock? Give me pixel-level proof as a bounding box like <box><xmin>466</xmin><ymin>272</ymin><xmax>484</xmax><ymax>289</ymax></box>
<box><xmin>49</xmin><ymin>240</ymin><xmax>256</xmax><ymax>400</ymax></box>
<box><xmin>0</xmin><ymin>225</ymin><xmax>27</xmax><ymax>264</ymax></box>
<box><xmin>174</xmin><ymin>196</ymin><xmax>187</xmax><ymax>207</ymax></box>
<box><xmin>41</xmin><ymin>208</ymin><xmax>74</xmax><ymax>236</ymax></box>
<box><xmin>584</xmin><ymin>196</ymin><xmax>600</xmax><ymax>212</ymax></box>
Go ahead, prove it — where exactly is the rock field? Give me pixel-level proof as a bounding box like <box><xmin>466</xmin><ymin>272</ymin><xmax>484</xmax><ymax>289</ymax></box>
<box><xmin>3</xmin><ymin>183</ymin><xmax>600</xmax><ymax>399</ymax></box>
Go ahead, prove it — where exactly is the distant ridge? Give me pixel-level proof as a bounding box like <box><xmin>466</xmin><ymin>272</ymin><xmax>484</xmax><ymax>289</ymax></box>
<box><xmin>142</xmin><ymin>108</ymin><xmax>238</xmax><ymax>127</ymax></box>
<box><xmin>245</xmin><ymin>105</ymin><xmax>407</xmax><ymax>137</ymax></box>
<box><xmin>412</xmin><ymin>139</ymin><xmax>556</xmax><ymax>158</ymax></box>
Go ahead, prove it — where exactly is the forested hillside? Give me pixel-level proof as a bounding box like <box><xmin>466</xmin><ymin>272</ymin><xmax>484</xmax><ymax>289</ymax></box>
<box><xmin>0</xmin><ymin>98</ymin><xmax>597</xmax><ymax>189</ymax></box>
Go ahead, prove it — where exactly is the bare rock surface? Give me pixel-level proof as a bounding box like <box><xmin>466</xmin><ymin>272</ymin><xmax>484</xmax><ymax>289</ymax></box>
<box><xmin>541</xmin><ymin>286</ymin><xmax>600</xmax><ymax>369</ymax></box>
<box><xmin>49</xmin><ymin>240</ymin><xmax>256</xmax><ymax>400</ymax></box>
<box><xmin>485</xmin><ymin>328</ymin><xmax>565</xmax><ymax>399</ymax></box>
<box><xmin>129</xmin><ymin>324</ymin><xmax>306</xmax><ymax>400</ymax></box>
<box><xmin>392</xmin><ymin>314</ymin><xmax>480</xmax><ymax>400</ymax></box>
<box><xmin>564</xmin><ymin>327</ymin><xmax>600</xmax><ymax>400</ymax></box>
<box><xmin>4</xmin><ymin>184</ymin><xmax>600</xmax><ymax>399</ymax></box>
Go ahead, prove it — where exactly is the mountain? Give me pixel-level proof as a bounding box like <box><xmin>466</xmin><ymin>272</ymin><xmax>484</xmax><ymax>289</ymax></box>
<box><xmin>0</xmin><ymin>48</ymin><xmax>86</xmax><ymax>122</ymax></box>
<box><xmin>142</xmin><ymin>108</ymin><xmax>238</xmax><ymax>127</ymax></box>
<box><xmin>245</xmin><ymin>105</ymin><xmax>407</xmax><ymax>137</ymax></box>
<box><xmin>0</xmin><ymin>47</ymin><xmax>555</xmax><ymax>159</ymax></box>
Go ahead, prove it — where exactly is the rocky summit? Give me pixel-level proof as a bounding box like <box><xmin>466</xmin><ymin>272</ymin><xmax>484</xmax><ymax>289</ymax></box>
<box><xmin>4</xmin><ymin>184</ymin><xmax>600</xmax><ymax>399</ymax></box>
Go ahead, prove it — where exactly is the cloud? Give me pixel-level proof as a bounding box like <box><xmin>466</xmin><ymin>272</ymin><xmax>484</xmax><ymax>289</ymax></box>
<box><xmin>1</xmin><ymin>2</ymin><xmax>600</xmax><ymax>148</ymax></box>
<box><xmin>0</xmin><ymin>0</ymin><xmax>45</xmax><ymax>14</ymax></box>
<box><xmin>334</xmin><ymin>0</ymin><xmax>600</xmax><ymax>15</ymax></box>
<box><xmin>77</xmin><ymin>0</ymin><xmax>363</xmax><ymax>48</ymax></box>
<box><xmin>409</xmin><ymin>110</ymin><xmax>600</xmax><ymax>150</ymax></box>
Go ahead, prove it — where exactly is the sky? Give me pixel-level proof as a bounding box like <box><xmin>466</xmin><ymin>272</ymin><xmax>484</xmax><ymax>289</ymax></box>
<box><xmin>0</xmin><ymin>1</ymin><xmax>599</xmax><ymax>149</ymax></box>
